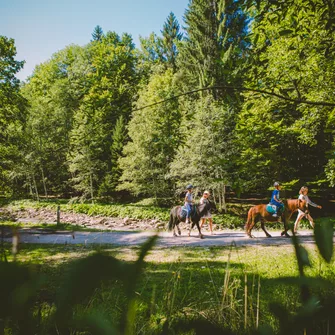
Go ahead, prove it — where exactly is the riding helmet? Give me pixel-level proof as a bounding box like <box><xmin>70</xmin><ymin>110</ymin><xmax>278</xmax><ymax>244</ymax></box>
<box><xmin>186</xmin><ymin>184</ymin><xmax>193</xmax><ymax>190</ymax></box>
<box><xmin>274</xmin><ymin>182</ymin><xmax>280</xmax><ymax>187</ymax></box>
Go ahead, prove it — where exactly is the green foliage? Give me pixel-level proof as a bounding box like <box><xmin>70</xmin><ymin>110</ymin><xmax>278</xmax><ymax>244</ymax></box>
<box><xmin>91</xmin><ymin>25</ymin><xmax>104</xmax><ymax>42</ymax></box>
<box><xmin>0</xmin><ymin>236</ymin><xmax>158</xmax><ymax>334</ymax></box>
<box><xmin>2</xmin><ymin>0</ymin><xmax>335</xmax><ymax>202</ymax></box>
<box><xmin>237</xmin><ymin>0</ymin><xmax>335</xmax><ymax>191</ymax></box>
<box><xmin>67</xmin><ymin>32</ymin><xmax>138</xmax><ymax>201</ymax></box>
<box><xmin>178</xmin><ymin>0</ymin><xmax>248</xmax><ymax>90</ymax></box>
<box><xmin>161</xmin><ymin>12</ymin><xmax>183</xmax><ymax>71</ymax></box>
<box><xmin>2</xmin><ymin>232</ymin><xmax>335</xmax><ymax>334</ymax></box>
<box><xmin>0</xmin><ymin>36</ymin><xmax>27</xmax><ymax>195</ymax></box>
<box><xmin>118</xmin><ymin>68</ymin><xmax>182</xmax><ymax>196</ymax></box>
<box><xmin>314</xmin><ymin>220</ymin><xmax>334</xmax><ymax>263</ymax></box>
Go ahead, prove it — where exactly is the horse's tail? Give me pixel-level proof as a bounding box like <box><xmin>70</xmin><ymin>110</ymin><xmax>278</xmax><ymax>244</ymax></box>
<box><xmin>245</xmin><ymin>206</ymin><xmax>254</xmax><ymax>231</ymax></box>
<box><xmin>168</xmin><ymin>211</ymin><xmax>174</xmax><ymax>231</ymax></box>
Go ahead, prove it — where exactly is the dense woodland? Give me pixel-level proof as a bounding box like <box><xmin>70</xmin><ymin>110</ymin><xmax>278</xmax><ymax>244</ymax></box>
<box><xmin>1</xmin><ymin>0</ymin><xmax>335</xmax><ymax>203</ymax></box>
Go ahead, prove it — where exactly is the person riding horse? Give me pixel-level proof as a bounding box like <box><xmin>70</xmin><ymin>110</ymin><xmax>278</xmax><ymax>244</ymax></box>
<box><xmin>184</xmin><ymin>184</ymin><xmax>194</xmax><ymax>224</ymax></box>
<box><xmin>270</xmin><ymin>182</ymin><xmax>284</xmax><ymax>217</ymax></box>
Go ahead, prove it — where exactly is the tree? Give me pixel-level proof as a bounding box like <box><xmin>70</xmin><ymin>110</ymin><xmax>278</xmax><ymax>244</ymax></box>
<box><xmin>236</xmin><ymin>0</ymin><xmax>335</xmax><ymax>191</ymax></box>
<box><xmin>91</xmin><ymin>25</ymin><xmax>104</xmax><ymax>42</ymax></box>
<box><xmin>169</xmin><ymin>96</ymin><xmax>237</xmax><ymax>208</ymax></box>
<box><xmin>68</xmin><ymin>32</ymin><xmax>138</xmax><ymax>200</ymax></box>
<box><xmin>0</xmin><ymin>36</ymin><xmax>27</xmax><ymax>194</ymax></box>
<box><xmin>99</xmin><ymin>115</ymin><xmax>127</xmax><ymax>196</ymax></box>
<box><xmin>178</xmin><ymin>0</ymin><xmax>249</xmax><ymax>91</ymax></box>
<box><xmin>118</xmin><ymin>69</ymin><xmax>182</xmax><ymax>197</ymax></box>
<box><xmin>19</xmin><ymin>45</ymin><xmax>89</xmax><ymax>197</ymax></box>
<box><xmin>161</xmin><ymin>12</ymin><xmax>183</xmax><ymax>71</ymax></box>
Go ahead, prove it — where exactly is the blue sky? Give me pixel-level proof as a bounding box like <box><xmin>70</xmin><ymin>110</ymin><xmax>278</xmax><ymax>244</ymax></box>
<box><xmin>1</xmin><ymin>0</ymin><xmax>189</xmax><ymax>81</ymax></box>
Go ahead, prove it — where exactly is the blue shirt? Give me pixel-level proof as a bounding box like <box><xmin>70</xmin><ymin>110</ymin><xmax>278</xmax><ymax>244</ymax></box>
<box><xmin>270</xmin><ymin>189</ymin><xmax>281</xmax><ymax>205</ymax></box>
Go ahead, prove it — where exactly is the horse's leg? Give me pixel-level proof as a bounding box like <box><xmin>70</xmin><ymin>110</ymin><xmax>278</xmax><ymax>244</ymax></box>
<box><xmin>281</xmin><ymin>215</ymin><xmax>291</xmax><ymax>237</ymax></box>
<box><xmin>246</xmin><ymin>214</ymin><xmax>258</xmax><ymax>238</ymax></box>
<box><xmin>177</xmin><ymin>221</ymin><xmax>181</xmax><ymax>236</ymax></box>
<box><xmin>194</xmin><ymin>220</ymin><xmax>204</xmax><ymax>239</ymax></box>
<box><xmin>173</xmin><ymin>222</ymin><xmax>177</xmax><ymax>237</ymax></box>
<box><xmin>260</xmin><ymin>219</ymin><xmax>272</xmax><ymax>237</ymax></box>
<box><xmin>172</xmin><ymin>218</ymin><xmax>178</xmax><ymax>237</ymax></box>
<box><xmin>188</xmin><ymin>221</ymin><xmax>193</xmax><ymax>236</ymax></box>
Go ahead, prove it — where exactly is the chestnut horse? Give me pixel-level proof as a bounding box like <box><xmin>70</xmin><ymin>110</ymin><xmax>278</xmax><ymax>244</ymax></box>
<box><xmin>168</xmin><ymin>201</ymin><xmax>214</xmax><ymax>239</ymax></box>
<box><xmin>245</xmin><ymin>199</ymin><xmax>307</xmax><ymax>238</ymax></box>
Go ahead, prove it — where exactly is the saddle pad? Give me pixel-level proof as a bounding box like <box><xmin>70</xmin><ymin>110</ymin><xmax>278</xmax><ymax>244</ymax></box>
<box><xmin>266</xmin><ymin>204</ymin><xmax>276</xmax><ymax>214</ymax></box>
<box><xmin>180</xmin><ymin>206</ymin><xmax>188</xmax><ymax>219</ymax></box>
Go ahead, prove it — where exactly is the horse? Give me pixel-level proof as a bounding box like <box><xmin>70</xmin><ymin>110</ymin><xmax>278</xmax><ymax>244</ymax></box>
<box><xmin>245</xmin><ymin>199</ymin><xmax>308</xmax><ymax>238</ymax></box>
<box><xmin>168</xmin><ymin>201</ymin><xmax>214</xmax><ymax>239</ymax></box>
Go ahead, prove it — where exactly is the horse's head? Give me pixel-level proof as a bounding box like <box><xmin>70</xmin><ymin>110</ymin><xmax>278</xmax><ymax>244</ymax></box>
<box><xmin>208</xmin><ymin>200</ymin><xmax>217</xmax><ymax>213</ymax></box>
<box><xmin>198</xmin><ymin>200</ymin><xmax>215</xmax><ymax>214</ymax></box>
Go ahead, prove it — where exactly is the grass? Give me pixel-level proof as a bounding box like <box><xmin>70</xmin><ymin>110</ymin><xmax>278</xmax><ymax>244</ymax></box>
<box><xmin>2</xmin><ymin>240</ymin><xmax>335</xmax><ymax>334</ymax></box>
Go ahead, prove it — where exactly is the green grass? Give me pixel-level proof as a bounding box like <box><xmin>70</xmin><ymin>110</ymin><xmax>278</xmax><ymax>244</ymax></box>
<box><xmin>2</xmin><ymin>241</ymin><xmax>335</xmax><ymax>334</ymax></box>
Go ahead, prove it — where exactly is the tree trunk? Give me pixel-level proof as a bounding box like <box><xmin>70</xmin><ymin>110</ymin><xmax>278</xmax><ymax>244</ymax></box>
<box><xmin>27</xmin><ymin>174</ymin><xmax>33</xmax><ymax>197</ymax></box>
<box><xmin>221</xmin><ymin>183</ymin><xmax>227</xmax><ymax>212</ymax></box>
<box><xmin>90</xmin><ymin>172</ymin><xmax>94</xmax><ymax>204</ymax></box>
<box><xmin>40</xmin><ymin>167</ymin><xmax>48</xmax><ymax>200</ymax></box>
<box><xmin>32</xmin><ymin>174</ymin><xmax>39</xmax><ymax>202</ymax></box>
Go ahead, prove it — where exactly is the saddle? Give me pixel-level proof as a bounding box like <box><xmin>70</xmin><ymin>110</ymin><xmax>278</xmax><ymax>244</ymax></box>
<box><xmin>179</xmin><ymin>205</ymin><xmax>196</xmax><ymax>220</ymax></box>
<box><xmin>266</xmin><ymin>204</ymin><xmax>277</xmax><ymax>214</ymax></box>
<box><xmin>266</xmin><ymin>203</ymin><xmax>284</xmax><ymax>216</ymax></box>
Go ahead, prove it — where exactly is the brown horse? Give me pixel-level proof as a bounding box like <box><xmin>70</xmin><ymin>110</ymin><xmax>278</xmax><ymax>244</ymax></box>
<box><xmin>168</xmin><ymin>201</ymin><xmax>214</xmax><ymax>238</ymax></box>
<box><xmin>245</xmin><ymin>199</ymin><xmax>307</xmax><ymax>238</ymax></box>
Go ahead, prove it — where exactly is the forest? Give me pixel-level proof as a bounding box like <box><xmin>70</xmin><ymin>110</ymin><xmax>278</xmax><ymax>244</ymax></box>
<box><xmin>1</xmin><ymin>0</ymin><xmax>335</xmax><ymax>204</ymax></box>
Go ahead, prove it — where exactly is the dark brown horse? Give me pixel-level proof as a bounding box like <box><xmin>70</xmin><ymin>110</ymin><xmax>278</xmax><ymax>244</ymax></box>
<box><xmin>245</xmin><ymin>199</ymin><xmax>307</xmax><ymax>238</ymax></box>
<box><xmin>168</xmin><ymin>201</ymin><xmax>214</xmax><ymax>238</ymax></box>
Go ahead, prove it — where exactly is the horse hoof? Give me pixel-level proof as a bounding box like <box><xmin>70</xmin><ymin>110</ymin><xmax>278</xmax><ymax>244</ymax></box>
<box><xmin>281</xmin><ymin>231</ymin><xmax>286</xmax><ymax>236</ymax></box>
<box><xmin>266</xmin><ymin>235</ymin><xmax>272</xmax><ymax>238</ymax></box>
<box><xmin>178</xmin><ymin>230</ymin><xmax>181</xmax><ymax>236</ymax></box>
<box><xmin>200</xmin><ymin>234</ymin><xmax>204</xmax><ymax>239</ymax></box>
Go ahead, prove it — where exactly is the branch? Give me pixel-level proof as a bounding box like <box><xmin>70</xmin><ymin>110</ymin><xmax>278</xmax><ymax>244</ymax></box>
<box><xmin>132</xmin><ymin>85</ymin><xmax>335</xmax><ymax>111</ymax></box>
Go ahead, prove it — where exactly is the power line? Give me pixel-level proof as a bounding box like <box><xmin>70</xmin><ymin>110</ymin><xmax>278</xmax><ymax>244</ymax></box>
<box><xmin>132</xmin><ymin>85</ymin><xmax>335</xmax><ymax>111</ymax></box>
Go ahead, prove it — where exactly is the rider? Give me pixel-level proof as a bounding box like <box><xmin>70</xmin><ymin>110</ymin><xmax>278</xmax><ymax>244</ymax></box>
<box><xmin>184</xmin><ymin>184</ymin><xmax>194</xmax><ymax>224</ymax></box>
<box><xmin>270</xmin><ymin>182</ymin><xmax>284</xmax><ymax>217</ymax></box>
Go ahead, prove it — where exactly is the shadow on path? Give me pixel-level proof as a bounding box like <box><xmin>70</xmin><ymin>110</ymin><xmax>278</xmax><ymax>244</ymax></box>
<box><xmin>2</xmin><ymin>229</ymin><xmax>322</xmax><ymax>247</ymax></box>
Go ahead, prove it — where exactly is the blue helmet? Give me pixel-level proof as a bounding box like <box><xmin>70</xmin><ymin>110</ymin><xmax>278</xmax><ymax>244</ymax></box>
<box><xmin>186</xmin><ymin>184</ymin><xmax>193</xmax><ymax>190</ymax></box>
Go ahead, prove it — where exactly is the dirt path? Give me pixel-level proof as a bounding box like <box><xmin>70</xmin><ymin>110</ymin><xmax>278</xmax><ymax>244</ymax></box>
<box><xmin>1</xmin><ymin>206</ymin><xmax>324</xmax><ymax>247</ymax></box>
<box><xmin>3</xmin><ymin>229</ymin><xmax>318</xmax><ymax>247</ymax></box>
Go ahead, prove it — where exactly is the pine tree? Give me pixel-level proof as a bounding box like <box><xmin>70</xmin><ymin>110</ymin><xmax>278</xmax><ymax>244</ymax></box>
<box><xmin>161</xmin><ymin>12</ymin><xmax>183</xmax><ymax>71</ymax></box>
<box><xmin>91</xmin><ymin>25</ymin><xmax>104</xmax><ymax>42</ymax></box>
<box><xmin>178</xmin><ymin>0</ymin><xmax>248</xmax><ymax>90</ymax></box>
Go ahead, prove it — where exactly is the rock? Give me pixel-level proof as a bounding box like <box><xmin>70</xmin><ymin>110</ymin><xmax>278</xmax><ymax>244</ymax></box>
<box><xmin>155</xmin><ymin>222</ymin><xmax>165</xmax><ymax>229</ymax></box>
<box><xmin>123</xmin><ymin>217</ymin><xmax>131</xmax><ymax>225</ymax></box>
<box><xmin>97</xmin><ymin>218</ymin><xmax>107</xmax><ymax>225</ymax></box>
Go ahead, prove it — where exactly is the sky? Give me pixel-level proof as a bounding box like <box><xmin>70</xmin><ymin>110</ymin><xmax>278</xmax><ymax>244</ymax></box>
<box><xmin>1</xmin><ymin>0</ymin><xmax>189</xmax><ymax>81</ymax></box>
